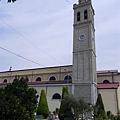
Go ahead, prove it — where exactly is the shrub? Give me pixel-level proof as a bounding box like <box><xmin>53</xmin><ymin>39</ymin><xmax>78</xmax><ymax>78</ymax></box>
<box><xmin>59</xmin><ymin>86</ymin><xmax>69</xmax><ymax>120</ymax></box>
<box><xmin>95</xmin><ymin>93</ymin><xmax>107</xmax><ymax>119</ymax></box>
<box><xmin>37</xmin><ymin>90</ymin><xmax>49</xmax><ymax>118</ymax></box>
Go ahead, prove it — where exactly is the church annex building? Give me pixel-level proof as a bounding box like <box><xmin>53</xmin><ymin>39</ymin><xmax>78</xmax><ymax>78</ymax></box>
<box><xmin>0</xmin><ymin>0</ymin><xmax>120</xmax><ymax>115</ymax></box>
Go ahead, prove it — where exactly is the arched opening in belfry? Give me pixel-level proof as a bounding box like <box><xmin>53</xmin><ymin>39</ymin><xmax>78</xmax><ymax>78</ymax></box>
<box><xmin>84</xmin><ymin>10</ymin><xmax>88</xmax><ymax>19</ymax></box>
<box><xmin>77</xmin><ymin>12</ymin><xmax>80</xmax><ymax>21</ymax></box>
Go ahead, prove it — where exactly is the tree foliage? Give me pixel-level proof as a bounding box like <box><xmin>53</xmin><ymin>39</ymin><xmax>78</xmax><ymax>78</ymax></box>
<box><xmin>59</xmin><ymin>86</ymin><xmax>69</xmax><ymax>120</ymax></box>
<box><xmin>61</xmin><ymin>86</ymin><xmax>69</xmax><ymax>98</ymax></box>
<box><xmin>0</xmin><ymin>76</ymin><xmax>38</xmax><ymax>120</ymax></box>
<box><xmin>0</xmin><ymin>0</ymin><xmax>16</xmax><ymax>3</ymax></box>
<box><xmin>61</xmin><ymin>94</ymin><xmax>91</xmax><ymax>120</ymax></box>
<box><xmin>95</xmin><ymin>93</ymin><xmax>107</xmax><ymax>119</ymax></box>
<box><xmin>8</xmin><ymin>0</ymin><xmax>16</xmax><ymax>3</ymax></box>
<box><xmin>37</xmin><ymin>89</ymin><xmax>49</xmax><ymax>118</ymax></box>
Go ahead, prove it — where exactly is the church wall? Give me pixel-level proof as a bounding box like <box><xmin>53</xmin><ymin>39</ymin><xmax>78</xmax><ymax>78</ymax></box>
<box><xmin>1</xmin><ymin>66</ymin><xmax>119</xmax><ymax>84</ymax></box>
<box><xmin>97</xmin><ymin>75</ymin><xmax>113</xmax><ymax>83</ymax></box>
<box><xmin>0</xmin><ymin>65</ymin><xmax>72</xmax><ymax>83</ymax></box>
<box><xmin>30</xmin><ymin>85</ymin><xmax>65</xmax><ymax>112</ymax></box>
<box><xmin>98</xmin><ymin>89</ymin><xmax>118</xmax><ymax>115</ymax></box>
<box><xmin>0</xmin><ymin>69</ymin><xmax>120</xmax><ymax>114</ymax></box>
<box><xmin>114</xmin><ymin>75</ymin><xmax>120</xmax><ymax>82</ymax></box>
<box><xmin>117</xmin><ymin>87</ymin><xmax>120</xmax><ymax>111</ymax></box>
<box><xmin>47</xmin><ymin>86</ymin><xmax>62</xmax><ymax>112</ymax></box>
<box><xmin>97</xmin><ymin>73</ymin><xmax>120</xmax><ymax>83</ymax></box>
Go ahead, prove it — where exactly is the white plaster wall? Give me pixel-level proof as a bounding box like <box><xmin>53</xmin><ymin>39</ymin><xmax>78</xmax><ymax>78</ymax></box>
<box><xmin>98</xmin><ymin>89</ymin><xmax>118</xmax><ymax>115</ymax></box>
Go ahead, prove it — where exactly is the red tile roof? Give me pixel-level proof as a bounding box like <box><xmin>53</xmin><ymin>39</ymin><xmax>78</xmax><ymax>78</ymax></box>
<box><xmin>97</xmin><ymin>83</ymin><xmax>119</xmax><ymax>89</ymax></box>
<box><xmin>0</xmin><ymin>80</ymin><xmax>72</xmax><ymax>87</ymax></box>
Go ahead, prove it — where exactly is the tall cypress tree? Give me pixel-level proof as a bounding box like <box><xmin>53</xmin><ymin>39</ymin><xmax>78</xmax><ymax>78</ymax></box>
<box><xmin>95</xmin><ymin>93</ymin><xmax>107</xmax><ymax>119</ymax></box>
<box><xmin>59</xmin><ymin>86</ymin><xmax>72</xmax><ymax>120</ymax></box>
<box><xmin>61</xmin><ymin>86</ymin><xmax>69</xmax><ymax>98</ymax></box>
<box><xmin>37</xmin><ymin>90</ymin><xmax>49</xmax><ymax>118</ymax></box>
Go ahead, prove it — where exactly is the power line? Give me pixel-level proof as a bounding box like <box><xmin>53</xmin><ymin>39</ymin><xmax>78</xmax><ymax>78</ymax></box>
<box><xmin>0</xmin><ymin>46</ymin><xmax>44</xmax><ymax>67</ymax></box>
<box><xmin>0</xmin><ymin>18</ymin><xmax>63</xmax><ymax>65</ymax></box>
<box><xmin>0</xmin><ymin>46</ymin><xmax>63</xmax><ymax>73</ymax></box>
<box><xmin>0</xmin><ymin>46</ymin><xmax>85</xmax><ymax>80</ymax></box>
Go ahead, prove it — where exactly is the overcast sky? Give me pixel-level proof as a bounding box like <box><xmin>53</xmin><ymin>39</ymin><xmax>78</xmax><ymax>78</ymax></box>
<box><xmin>0</xmin><ymin>0</ymin><xmax>120</xmax><ymax>72</ymax></box>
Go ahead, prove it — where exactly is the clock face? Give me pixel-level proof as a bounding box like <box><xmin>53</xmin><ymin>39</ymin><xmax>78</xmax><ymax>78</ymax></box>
<box><xmin>79</xmin><ymin>35</ymin><xmax>85</xmax><ymax>41</ymax></box>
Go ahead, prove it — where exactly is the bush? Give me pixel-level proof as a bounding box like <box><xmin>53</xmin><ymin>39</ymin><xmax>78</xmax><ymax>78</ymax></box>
<box><xmin>95</xmin><ymin>93</ymin><xmax>107</xmax><ymax>119</ymax></box>
<box><xmin>59</xmin><ymin>86</ymin><xmax>69</xmax><ymax>120</ymax></box>
<box><xmin>37</xmin><ymin>90</ymin><xmax>49</xmax><ymax>118</ymax></box>
<box><xmin>0</xmin><ymin>76</ymin><xmax>38</xmax><ymax>120</ymax></box>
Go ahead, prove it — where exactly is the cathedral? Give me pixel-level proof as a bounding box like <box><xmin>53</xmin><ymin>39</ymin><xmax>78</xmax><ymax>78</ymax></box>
<box><xmin>0</xmin><ymin>0</ymin><xmax>120</xmax><ymax>115</ymax></box>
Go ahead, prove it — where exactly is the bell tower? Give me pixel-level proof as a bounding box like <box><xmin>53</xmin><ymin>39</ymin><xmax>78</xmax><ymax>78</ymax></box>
<box><xmin>72</xmin><ymin>0</ymin><xmax>97</xmax><ymax>104</ymax></box>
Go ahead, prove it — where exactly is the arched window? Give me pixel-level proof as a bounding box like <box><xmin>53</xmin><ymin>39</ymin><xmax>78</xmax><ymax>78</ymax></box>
<box><xmin>36</xmin><ymin>77</ymin><xmax>42</xmax><ymax>81</ymax></box>
<box><xmin>49</xmin><ymin>76</ymin><xmax>56</xmax><ymax>81</ymax></box>
<box><xmin>103</xmin><ymin>80</ymin><xmax>110</xmax><ymax>83</ymax></box>
<box><xmin>3</xmin><ymin>79</ymin><xmax>7</xmax><ymax>83</ymax></box>
<box><xmin>52</xmin><ymin>93</ymin><xmax>61</xmax><ymax>99</ymax></box>
<box><xmin>77</xmin><ymin>12</ymin><xmax>80</xmax><ymax>21</ymax></box>
<box><xmin>84</xmin><ymin>10</ymin><xmax>88</xmax><ymax>19</ymax></box>
<box><xmin>64</xmin><ymin>75</ymin><xmax>72</xmax><ymax>81</ymax></box>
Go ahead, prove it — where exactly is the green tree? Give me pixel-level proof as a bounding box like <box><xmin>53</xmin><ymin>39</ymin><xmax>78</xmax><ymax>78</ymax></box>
<box><xmin>59</xmin><ymin>86</ymin><xmax>70</xmax><ymax>120</ymax></box>
<box><xmin>8</xmin><ymin>0</ymin><xmax>16</xmax><ymax>3</ymax></box>
<box><xmin>0</xmin><ymin>0</ymin><xmax>16</xmax><ymax>3</ymax></box>
<box><xmin>61</xmin><ymin>86</ymin><xmax>69</xmax><ymax>98</ymax></box>
<box><xmin>95</xmin><ymin>93</ymin><xmax>107</xmax><ymax>119</ymax></box>
<box><xmin>37</xmin><ymin>89</ymin><xmax>49</xmax><ymax>118</ymax></box>
<box><xmin>61</xmin><ymin>94</ymin><xmax>91</xmax><ymax>120</ymax></box>
<box><xmin>0</xmin><ymin>76</ymin><xmax>38</xmax><ymax>120</ymax></box>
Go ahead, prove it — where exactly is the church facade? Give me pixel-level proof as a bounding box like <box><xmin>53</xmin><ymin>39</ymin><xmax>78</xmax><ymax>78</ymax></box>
<box><xmin>0</xmin><ymin>66</ymin><xmax>120</xmax><ymax>115</ymax></box>
<box><xmin>0</xmin><ymin>0</ymin><xmax>120</xmax><ymax>115</ymax></box>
